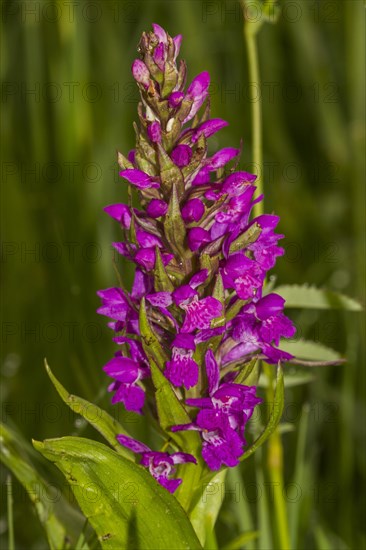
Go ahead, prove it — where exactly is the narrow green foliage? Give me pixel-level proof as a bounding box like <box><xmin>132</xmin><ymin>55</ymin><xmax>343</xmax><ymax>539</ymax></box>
<box><xmin>149</xmin><ymin>359</ymin><xmax>200</xmax><ymax>450</ymax></box>
<box><xmin>139</xmin><ymin>297</ymin><xmax>168</xmax><ymax>369</ymax></box>
<box><xmin>274</xmin><ymin>284</ymin><xmax>363</xmax><ymax>311</ymax></box>
<box><xmin>33</xmin><ymin>437</ymin><xmax>203</xmax><ymax>550</ymax></box>
<box><xmin>0</xmin><ymin>423</ymin><xmax>68</xmax><ymax>550</ymax></box>
<box><xmin>280</xmin><ymin>339</ymin><xmax>342</xmax><ymax>362</ymax></box>
<box><xmin>157</xmin><ymin>143</ymin><xmax>184</xmax><ymax>196</ymax></box>
<box><xmin>154</xmin><ymin>246</ymin><xmax>175</xmax><ymax>292</ymax></box>
<box><xmin>229</xmin><ymin>222</ymin><xmax>262</xmax><ymax>254</ymax></box>
<box><xmin>241</xmin><ymin>363</ymin><xmax>285</xmax><ymax>462</ymax></box>
<box><xmin>234</xmin><ymin>357</ymin><xmax>260</xmax><ymax>386</ymax></box>
<box><xmin>163</xmin><ymin>184</ymin><xmax>189</xmax><ymax>260</ymax></box>
<box><xmin>44</xmin><ymin>361</ymin><xmax>133</xmax><ymax>459</ymax></box>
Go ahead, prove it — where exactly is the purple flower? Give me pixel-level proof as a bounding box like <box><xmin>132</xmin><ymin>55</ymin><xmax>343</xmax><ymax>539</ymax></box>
<box><xmin>171</xmin><ymin>144</ymin><xmax>192</xmax><ymax>167</ymax></box>
<box><xmin>104</xmin><ymin>204</ymin><xmax>132</xmax><ymax>228</ymax></box>
<box><xmin>228</xmin><ymin>293</ymin><xmax>296</xmax><ymax>363</ymax></box>
<box><xmin>165</xmin><ymin>333</ymin><xmax>199</xmax><ymax>388</ymax></box>
<box><xmin>117</xmin><ymin>434</ymin><xmax>196</xmax><ymax>493</ymax></box>
<box><xmin>146</xmin><ymin>199</ymin><xmax>168</xmax><ymax>218</ymax></box>
<box><xmin>187</xmin><ymin>227</ymin><xmax>211</xmax><ymax>251</ymax></box>
<box><xmin>98</xmin><ymin>25</ymin><xmax>296</xmax><ymax>477</ymax></box>
<box><xmin>221</xmin><ymin>253</ymin><xmax>264</xmax><ymax>300</ymax></box>
<box><xmin>181</xmin><ymin>198</ymin><xmax>204</xmax><ymax>223</ymax></box>
<box><xmin>104</xmin><ymin>351</ymin><xmax>149</xmax><ymax>413</ymax></box>
<box><xmin>120</xmin><ymin>169</ymin><xmax>159</xmax><ymax>189</ymax></box>
<box><xmin>191</xmin><ymin>118</ymin><xmax>228</xmax><ymax>142</ymax></box>
<box><xmin>147</xmin><ymin>121</ymin><xmax>162</xmax><ymax>143</ymax></box>
<box><xmin>180</xmin><ymin>297</ymin><xmax>222</xmax><ymax>333</ymax></box>
<box><xmin>132</xmin><ymin>59</ymin><xmax>150</xmax><ymax>88</ymax></box>
<box><xmin>184</xmin><ymin>72</ymin><xmax>210</xmax><ymax>122</ymax></box>
<box><xmin>172</xmin><ymin>350</ymin><xmax>262</xmax><ymax>469</ymax></box>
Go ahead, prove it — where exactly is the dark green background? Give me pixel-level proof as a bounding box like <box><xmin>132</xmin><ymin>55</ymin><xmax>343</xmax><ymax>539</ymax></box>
<box><xmin>1</xmin><ymin>0</ymin><xmax>365</xmax><ymax>548</ymax></box>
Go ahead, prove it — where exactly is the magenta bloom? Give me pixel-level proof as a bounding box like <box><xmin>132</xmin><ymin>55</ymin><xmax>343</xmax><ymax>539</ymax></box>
<box><xmin>97</xmin><ymin>24</ymin><xmax>295</xmax><ymax>484</ymax></box>
<box><xmin>172</xmin><ymin>350</ymin><xmax>262</xmax><ymax>470</ymax></box>
<box><xmin>117</xmin><ymin>435</ymin><xmax>196</xmax><ymax>493</ymax></box>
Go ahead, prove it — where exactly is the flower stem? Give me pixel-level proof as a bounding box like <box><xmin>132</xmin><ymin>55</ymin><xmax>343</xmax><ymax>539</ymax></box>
<box><xmin>264</xmin><ymin>364</ymin><xmax>291</xmax><ymax>550</ymax></box>
<box><xmin>244</xmin><ymin>18</ymin><xmax>263</xmax><ymax>217</ymax></box>
<box><xmin>243</xmin><ymin>7</ymin><xmax>291</xmax><ymax>546</ymax></box>
<box><xmin>7</xmin><ymin>476</ymin><xmax>14</xmax><ymax>550</ymax></box>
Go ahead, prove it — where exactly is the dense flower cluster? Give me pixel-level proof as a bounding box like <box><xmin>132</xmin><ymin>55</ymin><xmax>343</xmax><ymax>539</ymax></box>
<box><xmin>98</xmin><ymin>24</ymin><xmax>295</xmax><ymax>492</ymax></box>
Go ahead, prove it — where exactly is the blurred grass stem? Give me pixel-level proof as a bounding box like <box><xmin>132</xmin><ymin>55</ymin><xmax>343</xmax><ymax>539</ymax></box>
<box><xmin>244</xmin><ymin>23</ymin><xmax>263</xmax><ymax>217</ymax></box>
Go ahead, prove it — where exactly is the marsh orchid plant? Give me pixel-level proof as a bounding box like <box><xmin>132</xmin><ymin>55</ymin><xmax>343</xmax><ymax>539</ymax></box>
<box><xmin>97</xmin><ymin>24</ymin><xmax>296</xmax><ymax>493</ymax></box>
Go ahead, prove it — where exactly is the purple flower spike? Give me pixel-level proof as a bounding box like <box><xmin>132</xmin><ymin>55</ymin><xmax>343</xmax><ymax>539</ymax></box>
<box><xmin>117</xmin><ymin>434</ymin><xmax>196</xmax><ymax>493</ymax></box>
<box><xmin>99</xmin><ymin>24</ymin><xmax>296</xmax><ymax>479</ymax></box>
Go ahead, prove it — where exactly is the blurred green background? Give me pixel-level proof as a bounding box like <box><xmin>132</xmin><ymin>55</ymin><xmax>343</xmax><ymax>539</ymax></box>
<box><xmin>1</xmin><ymin>0</ymin><xmax>365</xmax><ymax>548</ymax></box>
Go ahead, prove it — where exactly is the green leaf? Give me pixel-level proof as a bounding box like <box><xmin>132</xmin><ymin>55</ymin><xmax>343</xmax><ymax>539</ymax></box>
<box><xmin>117</xmin><ymin>151</ymin><xmax>134</xmax><ymax>170</ymax></box>
<box><xmin>226</xmin><ymin>299</ymin><xmax>248</xmax><ymax>322</ymax></box>
<box><xmin>211</xmin><ymin>273</ymin><xmax>226</xmax><ymax>328</ymax></box>
<box><xmin>157</xmin><ymin>143</ymin><xmax>184</xmax><ymax>196</ymax></box>
<box><xmin>139</xmin><ymin>297</ymin><xmax>168</xmax><ymax>370</ymax></box>
<box><xmin>44</xmin><ymin>360</ymin><xmax>133</xmax><ymax>459</ymax></box>
<box><xmin>0</xmin><ymin>423</ymin><xmax>67</xmax><ymax>550</ymax></box>
<box><xmin>258</xmin><ymin>369</ymin><xmax>315</xmax><ymax>388</ymax></box>
<box><xmin>33</xmin><ymin>437</ymin><xmax>202</xmax><ymax>550</ymax></box>
<box><xmin>241</xmin><ymin>363</ymin><xmax>285</xmax><ymax>462</ymax></box>
<box><xmin>189</xmin><ymin>470</ymin><xmax>227</xmax><ymax>547</ymax></box>
<box><xmin>153</xmin><ymin>247</ymin><xmax>175</xmax><ymax>292</ymax></box>
<box><xmin>274</xmin><ymin>284</ymin><xmax>363</xmax><ymax>311</ymax></box>
<box><xmin>234</xmin><ymin>358</ymin><xmax>260</xmax><ymax>386</ymax></box>
<box><xmin>229</xmin><ymin>222</ymin><xmax>261</xmax><ymax>254</ymax></box>
<box><xmin>163</xmin><ymin>184</ymin><xmax>189</xmax><ymax>259</ymax></box>
<box><xmin>222</xmin><ymin>530</ymin><xmax>259</xmax><ymax>550</ymax></box>
<box><xmin>149</xmin><ymin>360</ymin><xmax>200</xmax><ymax>450</ymax></box>
<box><xmin>280</xmin><ymin>339</ymin><xmax>342</xmax><ymax>362</ymax></box>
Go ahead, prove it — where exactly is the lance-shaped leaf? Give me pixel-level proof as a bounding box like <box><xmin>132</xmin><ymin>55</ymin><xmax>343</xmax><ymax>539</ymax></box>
<box><xmin>234</xmin><ymin>357</ymin><xmax>260</xmax><ymax>386</ymax></box>
<box><xmin>222</xmin><ymin>531</ymin><xmax>259</xmax><ymax>550</ymax></box>
<box><xmin>274</xmin><ymin>284</ymin><xmax>363</xmax><ymax>311</ymax></box>
<box><xmin>139</xmin><ymin>297</ymin><xmax>168</xmax><ymax>369</ymax></box>
<box><xmin>33</xmin><ymin>437</ymin><xmax>202</xmax><ymax>550</ymax></box>
<box><xmin>226</xmin><ymin>298</ymin><xmax>248</xmax><ymax>321</ymax></box>
<box><xmin>153</xmin><ymin>246</ymin><xmax>175</xmax><ymax>292</ymax></box>
<box><xmin>117</xmin><ymin>151</ymin><xmax>134</xmax><ymax>170</ymax></box>
<box><xmin>44</xmin><ymin>360</ymin><xmax>133</xmax><ymax>460</ymax></box>
<box><xmin>229</xmin><ymin>222</ymin><xmax>262</xmax><ymax>254</ymax></box>
<box><xmin>241</xmin><ymin>363</ymin><xmax>284</xmax><ymax>462</ymax></box>
<box><xmin>157</xmin><ymin>143</ymin><xmax>184</xmax><ymax>196</ymax></box>
<box><xmin>279</xmin><ymin>338</ymin><xmax>342</xmax><ymax>362</ymax></box>
<box><xmin>188</xmin><ymin>470</ymin><xmax>227</xmax><ymax>546</ymax></box>
<box><xmin>164</xmin><ymin>184</ymin><xmax>189</xmax><ymax>259</ymax></box>
<box><xmin>0</xmin><ymin>423</ymin><xmax>69</xmax><ymax>550</ymax></box>
<box><xmin>211</xmin><ymin>273</ymin><xmax>226</xmax><ymax>328</ymax></box>
<box><xmin>162</xmin><ymin>60</ymin><xmax>178</xmax><ymax>97</ymax></box>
